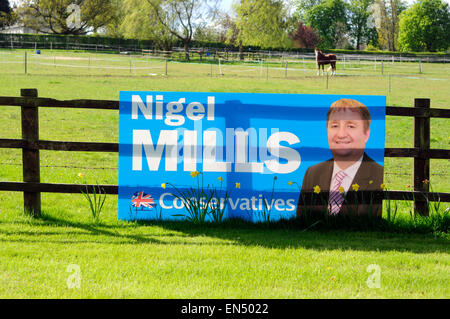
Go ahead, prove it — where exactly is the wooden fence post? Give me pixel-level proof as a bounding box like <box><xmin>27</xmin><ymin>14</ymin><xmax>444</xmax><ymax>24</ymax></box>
<box><xmin>21</xmin><ymin>88</ymin><xmax>41</xmax><ymax>217</ymax></box>
<box><xmin>413</xmin><ymin>98</ymin><xmax>430</xmax><ymax>216</ymax></box>
<box><xmin>165</xmin><ymin>58</ymin><xmax>168</xmax><ymax>76</ymax></box>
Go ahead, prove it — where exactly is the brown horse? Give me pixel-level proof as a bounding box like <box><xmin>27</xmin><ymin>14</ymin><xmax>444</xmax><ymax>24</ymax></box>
<box><xmin>315</xmin><ymin>48</ymin><xmax>337</xmax><ymax>76</ymax></box>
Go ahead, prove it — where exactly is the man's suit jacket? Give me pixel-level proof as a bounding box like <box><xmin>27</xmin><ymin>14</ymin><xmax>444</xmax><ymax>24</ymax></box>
<box><xmin>296</xmin><ymin>153</ymin><xmax>384</xmax><ymax>218</ymax></box>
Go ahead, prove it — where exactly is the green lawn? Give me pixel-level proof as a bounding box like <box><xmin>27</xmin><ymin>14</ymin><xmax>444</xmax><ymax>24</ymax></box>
<box><xmin>0</xmin><ymin>209</ymin><xmax>449</xmax><ymax>298</ymax></box>
<box><xmin>0</xmin><ymin>49</ymin><xmax>449</xmax><ymax>298</ymax></box>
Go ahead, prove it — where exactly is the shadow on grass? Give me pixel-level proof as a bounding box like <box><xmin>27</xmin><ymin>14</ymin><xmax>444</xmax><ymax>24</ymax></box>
<box><xmin>137</xmin><ymin>218</ymin><xmax>449</xmax><ymax>254</ymax></box>
<box><xmin>34</xmin><ymin>214</ymin><xmax>163</xmax><ymax>244</ymax></box>
<box><xmin>1</xmin><ymin>211</ymin><xmax>444</xmax><ymax>254</ymax></box>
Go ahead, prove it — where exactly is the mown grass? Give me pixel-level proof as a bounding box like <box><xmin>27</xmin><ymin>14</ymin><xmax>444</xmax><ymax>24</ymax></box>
<box><xmin>0</xmin><ymin>208</ymin><xmax>449</xmax><ymax>298</ymax></box>
<box><xmin>0</xmin><ymin>49</ymin><xmax>449</xmax><ymax>298</ymax></box>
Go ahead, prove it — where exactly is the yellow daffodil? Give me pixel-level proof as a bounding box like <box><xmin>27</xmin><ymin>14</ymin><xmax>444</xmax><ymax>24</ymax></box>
<box><xmin>339</xmin><ymin>186</ymin><xmax>345</xmax><ymax>194</ymax></box>
<box><xmin>288</xmin><ymin>181</ymin><xmax>293</xmax><ymax>186</ymax></box>
<box><xmin>190</xmin><ymin>171</ymin><xmax>199</xmax><ymax>178</ymax></box>
<box><xmin>406</xmin><ymin>184</ymin><xmax>411</xmax><ymax>189</ymax></box>
<box><xmin>313</xmin><ymin>185</ymin><xmax>321</xmax><ymax>194</ymax></box>
<box><xmin>77</xmin><ymin>173</ymin><xmax>84</xmax><ymax>178</ymax></box>
<box><xmin>235</xmin><ymin>182</ymin><xmax>241</xmax><ymax>189</ymax></box>
<box><xmin>369</xmin><ymin>180</ymin><xmax>373</xmax><ymax>185</ymax></box>
<box><xmin>161</xmin><ymin>183</ymin><xmax>166</xmax><ymax>189</ymax></box>
<box><xmin>352</xmin><ymin>183</ymin><xmax>360</xmax><ymax>191</ymax></box>
<box><xmin>380</xmin><ymin>183</ymin><xmax>386</xmax><ymax>190</ymax></box>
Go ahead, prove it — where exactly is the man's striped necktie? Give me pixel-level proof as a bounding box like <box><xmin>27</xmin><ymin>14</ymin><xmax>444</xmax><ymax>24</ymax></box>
<box><xmin>329</xmin><ymin>170</ymin><xmax>347</xmax><ymax>215</ymax></box>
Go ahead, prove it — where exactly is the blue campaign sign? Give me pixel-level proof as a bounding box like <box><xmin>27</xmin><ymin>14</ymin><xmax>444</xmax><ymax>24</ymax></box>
<box><xmin>119</xmin><ymin>92</ymin><xmax>386</xmax><ymax>222</ymax></box>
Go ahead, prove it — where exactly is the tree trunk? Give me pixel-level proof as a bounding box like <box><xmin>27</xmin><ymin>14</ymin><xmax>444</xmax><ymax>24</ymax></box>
<box><xmin>239</xmin><ymin>41</ymin><xmax>244</xmax><ymax>61</ymax></box>
<box><xmin>184</xmin><ymin>41</ymin><xmax>190</xmax><ymax>61</ymax></box>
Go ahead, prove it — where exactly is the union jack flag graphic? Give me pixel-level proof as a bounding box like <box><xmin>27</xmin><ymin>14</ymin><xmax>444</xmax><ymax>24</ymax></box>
<box><xmin>131</xmin><ymin>191</ymin><xmax>156</xmax><ymax>209</ymax></box>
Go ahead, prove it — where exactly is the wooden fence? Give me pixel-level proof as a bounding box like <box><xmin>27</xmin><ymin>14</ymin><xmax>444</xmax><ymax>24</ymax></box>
<box><xmin>0</xmin><ymin>89</ymin><xmax>449</xmax><ymax>217</ymax></box>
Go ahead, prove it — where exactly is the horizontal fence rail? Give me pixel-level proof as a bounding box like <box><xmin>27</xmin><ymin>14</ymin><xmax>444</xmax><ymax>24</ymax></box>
<box><xmin>1</xmin><ymin>96</ymin><xmax>449</xmax><ymax>115</ymax></box>
<box><xmin>0</xmin><ymin>140</ymin><xmax>449</xmax><ymax>159</ymax></box>
<box><xmin>0</xmin><ymin>97</ymin><xmax>118</xmax><ymax>109</ymax></box>
<box><xmin>1</xmin><ymin>182</ymin><xmax>450</xmax><ymax>203</ymax></box>
<box><xmin>0</xmin><ymin>89</ymin><xmax>449</xmax><ymax>217</ymax></box>
<box><xmin>2</xmin><ymin>51</ymin><xmax>449</xmax><ymax>81</ymax></box>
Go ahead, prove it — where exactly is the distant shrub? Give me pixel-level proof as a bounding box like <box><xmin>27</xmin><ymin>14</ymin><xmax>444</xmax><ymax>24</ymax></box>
<box><xmin>364</xmin><ymin>44</ymin><xmax>380</xmax><ymax>52</ymax></box>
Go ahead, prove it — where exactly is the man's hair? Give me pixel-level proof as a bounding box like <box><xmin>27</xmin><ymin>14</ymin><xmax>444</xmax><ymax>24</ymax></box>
<box><xmin>326</xmin><ymin>98</ymin><xmax>371</xmax><ymax>132</ymax></box>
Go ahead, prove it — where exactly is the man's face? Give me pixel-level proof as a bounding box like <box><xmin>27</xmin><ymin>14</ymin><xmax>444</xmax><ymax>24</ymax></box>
<box><xmin>327</xmin><ymin>109</ymin><xmax>370</xmax><ymax>159</ymax></box>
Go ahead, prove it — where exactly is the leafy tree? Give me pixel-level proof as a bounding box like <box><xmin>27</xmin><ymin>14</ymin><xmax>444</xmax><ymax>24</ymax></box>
<box><xmin>398</xmin><ymin>0</ymin><xmax>450</xmax><ymax>52</ymax></box>
<box><xmin>0</xmin><ymin>0</ymin><xmax>11</xmax><ymax>14</ymax></box>
<box><xmin>18</xmin><ymin>0</ymin><xmax>117</xmax><ymax>35</ymax></box>
<box><xmin>290</xmin><ymin>21</ymin><xmax>321</xmax><ymax>48</ymax></box>
<box><xmin>348</xmin><ymin>0</ymin><xmax>378</xmax><ymax>49</ymax></box>
<box><xmin>304</xmin><ymin>0</ymin><xmax>348</xmax><ymax>48</ymax></box>
<box><xmin>231</xmin><ymin>0</ymin><xmax>293</xmax><ymax>54</ymax></box>
<box><xmin>102</xmin><ymin>0</ymin><xmax>125</xmax><ymax>37</ymax></box>
<box><xmin>372</xmin><ymin>0</ymin><xmax>407</xmax><ymax>50</ymax></box>
<box><xmin>145</xmin><ymin>0</ymin><xmax>218</xmax><ymax>60</ymax></box>
<box><xmin>0</xmin><ymin>0</ymin><xmax>16</xmax><ymax>29</ymax></box>
<box><xmin>293</xmin><ymin>0</ymin><xmax>323</xmax><ymax>20</ymax></box>
<box><xmin>194</xmin><ymin>24</ymin><xmax>224</xmax><ymax>43</ymax></box>
<box><xmin>117</xmin><ymin>0</ymin><xmax>176</xmax><ymax>50</ymax></box>
<box><xmin>220</xmin><ymin>13</ymin><xmax>239</xmax><ymax>45</ymax></box>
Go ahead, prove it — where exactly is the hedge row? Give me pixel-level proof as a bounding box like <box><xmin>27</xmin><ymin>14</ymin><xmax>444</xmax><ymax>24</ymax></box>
<box><xmin>1</xmin><ymin>33</ymin><xmax>449</xmax><ymax>57</ymax></box>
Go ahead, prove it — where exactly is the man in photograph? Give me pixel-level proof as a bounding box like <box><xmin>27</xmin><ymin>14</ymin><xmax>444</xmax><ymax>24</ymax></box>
<box><xmin>296</xmin><ymin>98</ymin><xmax>384</xmax><ymax>218</ymax></box>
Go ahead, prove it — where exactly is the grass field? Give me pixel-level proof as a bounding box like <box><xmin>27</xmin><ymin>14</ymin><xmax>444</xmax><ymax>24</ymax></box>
<box><xmin>0</xmin><ymin>49</ymin><xmax>449</xmax><ymax>298</ymax></box>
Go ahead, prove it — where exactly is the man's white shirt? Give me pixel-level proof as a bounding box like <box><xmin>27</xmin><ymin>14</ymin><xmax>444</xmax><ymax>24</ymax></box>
<box><xmin>329</xmin><ymin>155</ymin><xmax>364</xmax><ymax>194</ymax></box>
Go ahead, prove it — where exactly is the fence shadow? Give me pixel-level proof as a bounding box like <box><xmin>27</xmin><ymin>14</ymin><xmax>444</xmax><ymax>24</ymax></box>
<box><xmin>0</xmin><ymin>211</ymin><xmax>447</xmax><ymax>254</ymax></box>
<box><xmin>133</xmin><ymin>219</ymin><xmax>448</xmax><ymax>254</ymax></box>
<box><xmin>35</xmin><ymin>214</ymin><xmax>162</xmax><ymax>245</ymax></box>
